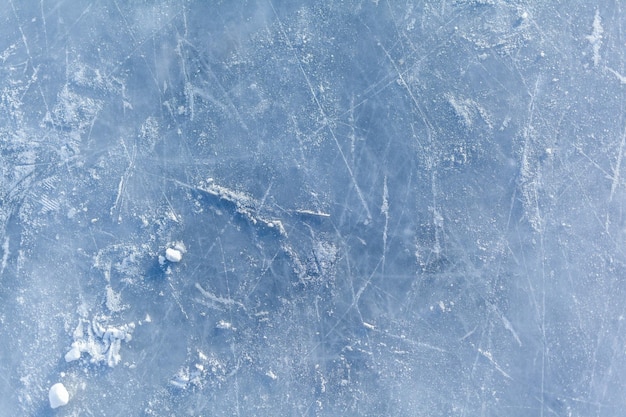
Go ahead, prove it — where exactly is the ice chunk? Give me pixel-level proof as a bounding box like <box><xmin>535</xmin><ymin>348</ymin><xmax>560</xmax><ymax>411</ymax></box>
<box><xmin>165</xmin><ymin>247</ymin><xmax>183</xmax><ymax>263</ymax></box>
<box><xmin>64</xmin><ymin>345</ymin><xmax>81</xmax><ymax>362</ymax></box>
<box><xmin>164</xmin><ymin>241</ymin><xmax>186</xmax><ymax>263</ymax></box>
<box><xmin>48</xmin><ymin>383</ymin><xmax>69</xmax><ymax>409</ymax></box>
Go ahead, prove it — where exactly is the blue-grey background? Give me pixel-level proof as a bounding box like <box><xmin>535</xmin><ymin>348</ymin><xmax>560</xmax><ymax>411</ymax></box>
<box><xmin>1</xmin><ymin>1</ymin><xmax>625</xmax><ymax>416</ymax></box>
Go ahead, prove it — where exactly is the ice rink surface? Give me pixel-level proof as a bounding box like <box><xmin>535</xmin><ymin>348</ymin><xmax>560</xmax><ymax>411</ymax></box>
<box><xmin>1</xmin><ymin>1</ymin><xmax>625</xmax><ymax>416</ymax></box>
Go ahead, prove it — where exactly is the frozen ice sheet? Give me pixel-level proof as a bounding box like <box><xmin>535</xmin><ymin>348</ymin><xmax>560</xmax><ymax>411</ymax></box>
<box><xmin>1</xmin><ymin>1</ymin><xmax>626</xmax><ymax>416</ymax></box>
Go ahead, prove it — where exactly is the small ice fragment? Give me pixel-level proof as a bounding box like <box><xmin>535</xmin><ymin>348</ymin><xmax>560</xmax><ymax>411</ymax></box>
<box><xmin>172</xmin><ymin>241</ymin><xmax>186</xmax><ymax>252</ymax></box>
<box><xmin>216</xmin><ymin>320</ymin><xmax>232</xmax><ymax>330</ymax></box>
<box><xmin>165</xmin><ymin>247</ymin><xmax>183</xmax><ymax>263</ymax></box>
<box><xmin>64</xmin><ymin>345</ymin><xmax>81</xmax><ymax>362</ymax></box>
<box><xmin>49</xmin><ymin>383</ymin><xmax>69</xmax><ymax>409</ymax></box>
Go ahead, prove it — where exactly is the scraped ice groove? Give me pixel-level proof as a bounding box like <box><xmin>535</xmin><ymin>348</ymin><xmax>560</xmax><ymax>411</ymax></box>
<box><xmin>586</xmin><ymin>9</ymin><xmax>603</xmax><ymax>67</ymax></box>
<box><xmin>195</xmin><ymin>282</ymin><xmax>246</xmax><ymax>311</ymax></box>
<box><xmin>196</xmin><ymin>178</ymin><xmax>288</xmax><ymax>236</ymax></box>
<box><xmin>519</xmin><ymin>76</ymin><xmax>544</xmax><ymax>233</ymax></box>
<box><xmin>189</xmin><ymin>177</ymin><xmax>338</xmax><ymax>287</ymax></box>
<box><xmin>609</xmin><ymin>125</ymin><xmax>626</xmax><ymax>203</ymax></box>
<box><xmin>191</xmin><ymin>178</ymin><xmax>330</xmax><ymax>223</ymax></box>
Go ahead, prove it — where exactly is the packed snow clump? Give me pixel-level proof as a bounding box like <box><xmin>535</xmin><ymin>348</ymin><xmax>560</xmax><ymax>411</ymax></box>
<box><xmin>160</xmin><ymin>241</ymin><xmax>187</xmax><ymax>264</ymax></box>
<box><xmin>165</xmin><ymin>247</ymin><xmax>183</xmax><ymax>262</ymax></box>
<box><xmin>49</xmin><ymin>383</ymin><xmax>69</xmax><ymax>409</ymax></box>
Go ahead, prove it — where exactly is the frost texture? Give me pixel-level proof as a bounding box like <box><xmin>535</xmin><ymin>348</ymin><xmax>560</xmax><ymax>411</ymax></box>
<box><xmin>1</xmin><ymin>1</ymin><xmax>626</xmax><ymax>416</ymax></box>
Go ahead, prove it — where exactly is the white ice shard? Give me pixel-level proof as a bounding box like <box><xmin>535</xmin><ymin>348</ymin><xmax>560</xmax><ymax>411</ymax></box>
<box><xmin>49</xmin><ymin>382</ymin><xmax>69</xmax><ymax>409</ymax></box>
<box><xmin>165</xmin><ymin>247</ymin><xmax>183</xmax><ymax>262</ymax></box>
<box><xmin>64</xmin><ymin>345</ymin><xmax>81</xmax><ymax>362</ymax></box>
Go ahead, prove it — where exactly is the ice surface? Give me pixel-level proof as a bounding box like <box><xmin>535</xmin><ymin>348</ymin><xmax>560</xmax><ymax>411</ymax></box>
<box><xmin>1</xmin><ymin>1</ymin><xmax>626</xmax><ymax>416</ymax></box>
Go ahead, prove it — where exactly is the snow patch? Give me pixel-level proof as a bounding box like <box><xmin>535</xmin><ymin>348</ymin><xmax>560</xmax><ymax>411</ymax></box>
<box><xmin>216</xmin><ymin>320</ymin><xmax>234</xmax><ymax>330</ymax></box>
<box><xmin>170</xmin><ymin>351</ymin><xmax>226</xmax><ymax>390</ymax></box>
<box><xmin>105</xmin><ymin>285</ymin><xmax>126</xmax><ymax>312</ymax></box>
<box><xmin>64</xmin><ymin>316</ymin><xmax>134</xmax><ymax>367</ymax></box>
